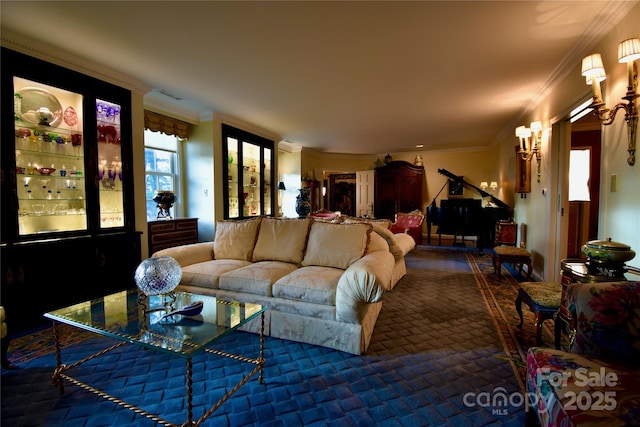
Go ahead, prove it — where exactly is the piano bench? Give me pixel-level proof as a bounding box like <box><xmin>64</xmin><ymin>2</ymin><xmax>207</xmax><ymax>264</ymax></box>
<box><xmin>492</xmin><ymin>245</ymin><xmax>532</xmax><ymax>280</ymax></box>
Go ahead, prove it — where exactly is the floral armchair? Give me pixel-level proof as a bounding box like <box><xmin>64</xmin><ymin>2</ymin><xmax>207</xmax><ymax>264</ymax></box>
<box><xmin>526</xmin><ymin>281</ymin><xmax>640</xmax><ymax>426</ymax></box>
<box><xmin>389</xmin><ymin>211</ymin><xmax>424</xmax><ymax>245</ymax></box>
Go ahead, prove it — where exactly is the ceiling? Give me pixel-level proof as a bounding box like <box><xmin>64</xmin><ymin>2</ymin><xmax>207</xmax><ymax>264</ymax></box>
<box><xmin>1</xmin><ymin>1</ymin><xmax>635</xmax><ymax>154</ymax></box>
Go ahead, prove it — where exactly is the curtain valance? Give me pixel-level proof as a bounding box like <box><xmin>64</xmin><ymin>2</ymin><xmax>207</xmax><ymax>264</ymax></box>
<box><xmin>144</xmin><ymin>110</ymin><xmax>190</xmax><ymax>139</ymax></box>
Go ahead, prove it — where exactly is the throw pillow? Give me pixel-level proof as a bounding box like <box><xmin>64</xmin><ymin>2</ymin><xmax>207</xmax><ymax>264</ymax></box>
<box><xmin>302</xmin><ymin>222</ymin><xmax>371</xmax><ymax>270</ymax></box>
<box><xmin>213</xmin><ymin>217</ymin><xmax>262</xmax><ymax>261</ymax></box>
<box><xmin>372</xmin><ymin>224</ymin><xmax>404</xmax><ymax>261</ymax></box>
<box><xmin>252</xmin><ymin>217</ymin><xmax>312</xmax><ymax>264</ymax></box>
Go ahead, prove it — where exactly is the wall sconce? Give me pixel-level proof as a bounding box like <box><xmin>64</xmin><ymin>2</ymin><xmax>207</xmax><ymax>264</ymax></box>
<box><xmin>480</xmin><ymin>181</ymin><xmax>497</xmax><ymax>193</ymax></box>
<box><xmin>581</xmin><ymin>37</ymin><xmax>640</xmax><ymax>166</ymax></box>
<box><xmin>515</xmin><ymin>120</ymin><xmax>543</xmax><ymax>183</ymax></box>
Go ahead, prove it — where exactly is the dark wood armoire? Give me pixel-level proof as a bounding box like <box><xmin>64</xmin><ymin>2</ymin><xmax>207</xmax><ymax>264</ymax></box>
<box><xmin>374</xmin><ymin>161</ymin><xmax>424</xmax><ymax>221</ymax></box>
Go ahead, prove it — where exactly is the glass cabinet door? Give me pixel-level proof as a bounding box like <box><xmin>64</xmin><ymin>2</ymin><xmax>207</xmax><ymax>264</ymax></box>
<box><xmin>227</xmin><ymin>137</ymin><xmax>240</xmax><ymax>218</ymax></box>
<box><xmin>96</xmin><ymin>99</ymin><xmax>124</xmax><ymax>228</ymax></box>
<box><xmin>13</xmin><ymin>77</ymin><xmax>87</xmax><ymax>235</ymax></box>
<box><xmin>263</xmin><ymin>147</ymin><xmax>272</xmax><ymax>216</ymax></box>
<box><xmin>242</xmin><ymin>141</ymin><xmax>261</xmax><ymax>217</ymax></box>
<box><xmin>222</xmin><ymin>125</ymin><xmax>274</xmax><ymax>219</ymax></box>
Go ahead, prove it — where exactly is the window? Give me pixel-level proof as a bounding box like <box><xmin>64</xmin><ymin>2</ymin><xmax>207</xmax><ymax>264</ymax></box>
<box><xmin>144</xmin><ymin>129</ymin><xmax>180</xmax><ymax>221</ymax></box>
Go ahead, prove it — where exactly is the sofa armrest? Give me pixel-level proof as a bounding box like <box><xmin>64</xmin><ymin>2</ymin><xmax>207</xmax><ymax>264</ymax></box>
<box><xmin>393</xmin><ymin>232</ymin><xmax>416</xmax><ymax>256</ymax></box>
<box><xmin>151</xmin><ymin>241</ymin><xmax>214</xmax><ymax>267</ymax></box>
<box><xmin>335</xmin><ymin>250</ymin><xmax>394</xmax><ymax>323</ymax></box>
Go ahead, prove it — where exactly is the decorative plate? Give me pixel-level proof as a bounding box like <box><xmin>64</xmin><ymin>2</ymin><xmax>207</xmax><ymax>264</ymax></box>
<box><xmin>16</xmin><ymin>87</ymin><xmax>63</xmax><ymax>127</ymax></box>
<box><xmin>63</xmin><ymin>106</ymin><xmax>78</xmax><ymax>126</ymax></box>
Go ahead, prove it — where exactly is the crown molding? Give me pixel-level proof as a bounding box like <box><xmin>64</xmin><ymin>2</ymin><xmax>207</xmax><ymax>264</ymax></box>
<box><xmin>1</xmin><ymin>29</ymin><xmax>152</xmax><ymax>95</ymax></box>
<box><xmin>143</xmin><ymin>95</ymin><xmax>201</xmax><ymax>125</ymax></box>
<box><xmin>279</xmin><ymin>140</ymin><xmax>303</xmax><ymax>153</ymax></box>
<box><xmin>212</xmin><ymin>113</ymin><xmax>281</xmax><ymax>143</ymax></box>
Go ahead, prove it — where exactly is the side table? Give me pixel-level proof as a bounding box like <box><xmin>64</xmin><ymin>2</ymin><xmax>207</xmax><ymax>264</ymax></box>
<box><xmin>148</xmin><ymin>218</ymin><xmax>198</xmax><ymax>255</ymax></box>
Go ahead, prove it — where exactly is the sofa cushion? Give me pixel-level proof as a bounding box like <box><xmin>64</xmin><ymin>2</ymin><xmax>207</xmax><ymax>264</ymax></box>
<box><xmin>527</xmin><ymin>346</ymin><xmax>640</xmax><ymax>427</ymax></box>
<box><xmin>180</xmin><ymin>259</ymin><xmax>251</xmax><ymax>290</ymax></box>
<box><xmin>219</xmin><ymin>261</ymin><xmax>299</xmax><ymax>297</ymax></box>
<box><xmin>302</xmin><ymin>222</ymin><xmax>371</xmax><ymax>270</ymax></box>
<box><xmin>213</xmin><ymin>217</ymin><xmax>261</xmax><ymax>261</ymax></box>
<box><xmin>252</xmin><ymin>217</ymin><xmax>311</xmax><ymax>264</ymax></box>
<box><xmin>273</xmin><ymin>266</ymin><xmax>342</xmax><ymax>306</ymax></box>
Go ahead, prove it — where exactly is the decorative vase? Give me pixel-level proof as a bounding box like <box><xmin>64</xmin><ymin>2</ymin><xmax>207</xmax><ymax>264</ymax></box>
<box><xmin>295</xmin><ymin>187</ymin><xmax>311</xmax><ymax>218</ymax></box>
<box><xmin>153</xmin><ymin>190</ymin><xmax>176</xmax><ymax>219</ymax></box>
<box><xmin>134</xmin><ymin>256</ymin><xmax>182</xmax><ymax>296</ymax></box>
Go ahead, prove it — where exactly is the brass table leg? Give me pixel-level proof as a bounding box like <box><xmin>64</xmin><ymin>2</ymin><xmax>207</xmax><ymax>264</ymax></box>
<box><xmin>51</xmin><ymin>321</ymin><xmax>65</xmax><ymax>394</ymax></box>
<box><xmin>259</xmin><ymin>311</ymin><xmax>265</xmax><ymax>384</ymax></box>
<box><xmin>186</xmin><ymin>358</ymin><xmax>193</xmax><ymax>426</ymax></box>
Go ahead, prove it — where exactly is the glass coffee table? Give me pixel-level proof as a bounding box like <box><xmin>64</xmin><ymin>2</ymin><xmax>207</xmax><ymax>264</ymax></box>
<box><xmin>44</xmin><ymin>289</ymin><xmax>268</xmax><ymax>427</ymax></box>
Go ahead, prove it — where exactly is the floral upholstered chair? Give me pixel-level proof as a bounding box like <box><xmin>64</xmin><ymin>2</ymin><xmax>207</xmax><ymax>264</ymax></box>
<box><xmin>389</xmin><ymin>211</ymin><xmax>424</xmax><ymax>245</ymax></box>
<box><xmin>526</xmin><ymin>281</ymin><xmax>640</xmax><ymax>426</ymax></box>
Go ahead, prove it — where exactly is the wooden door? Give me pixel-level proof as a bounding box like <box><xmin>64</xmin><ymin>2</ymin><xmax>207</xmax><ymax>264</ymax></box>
<box><xmin>356</xmin><ymin>170</ymin><xmax>375</xmax><ymax>217</ymax></box>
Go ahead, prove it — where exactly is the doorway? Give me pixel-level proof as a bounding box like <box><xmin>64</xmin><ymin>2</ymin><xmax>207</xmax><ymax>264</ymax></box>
<box><xmin>567</xmin><ymin>112</ymin><xmax>601</xmax><ymax>258</ymax></box>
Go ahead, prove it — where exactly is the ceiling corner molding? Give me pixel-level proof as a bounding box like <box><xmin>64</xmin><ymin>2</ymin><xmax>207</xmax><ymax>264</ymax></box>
<box><xmin>143</xmin><ymin>95</ymin><xmax>201</xmax><ymax>125</ymax></box>
<box><xmin>279</xmin><ymin>140</ymin><xmax>303</xmax><ymax>153</ymax></box>
<box><xmin>1</xmin><ymin>29</ymin><xmax>152</xmax><ymax>95</ymax></box>
<box><xmin>199</xmin><ymin>111</ymin><xmax>214</xmax><ymax>122</ymax></box>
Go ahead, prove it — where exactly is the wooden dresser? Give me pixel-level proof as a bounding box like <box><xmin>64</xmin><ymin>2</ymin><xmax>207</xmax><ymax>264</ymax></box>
<box><xmin>148</xmin><ymin>218</ymin><xmax>199</xmax><ymax>255</ymax></box>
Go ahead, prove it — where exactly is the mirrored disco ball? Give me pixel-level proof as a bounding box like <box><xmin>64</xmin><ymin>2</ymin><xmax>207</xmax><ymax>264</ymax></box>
<box><xmin>135</xmin><ymin>256</ymin><xmax>182</xmax><ymax>296</ymax></box>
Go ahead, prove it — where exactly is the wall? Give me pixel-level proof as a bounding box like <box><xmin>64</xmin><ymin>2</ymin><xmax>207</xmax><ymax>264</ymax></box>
<box><xmin>495</xmin><ymin>3</ymin><xmax>640</xmax><ymax>279</ymax></box>
<box><xmin>301</xmin><ymin>146</ymin><xmax>500</xmax><ymax>239</ymax></box>
<box><xmin>184</xmin><ymin>118</ymin><xmax>216</xmax><ymax>242</ymax></box>
<box><xmin>278</xmin><ymin>149</ymin><xmax>301</xmax><ymax>217</ymax></box>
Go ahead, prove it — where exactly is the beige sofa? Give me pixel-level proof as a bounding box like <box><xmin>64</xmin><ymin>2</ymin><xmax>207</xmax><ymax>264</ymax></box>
<box><xmin>152</xmin><ymin>216</ymin><xmax>415</xmax><ymax>354</ymax></box>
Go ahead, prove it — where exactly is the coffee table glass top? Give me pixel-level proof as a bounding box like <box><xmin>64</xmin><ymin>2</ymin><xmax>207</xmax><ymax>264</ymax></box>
<box><xmin>44</xmin><ymin>289</ymin><xmax>266</xmax><ymax>358</ymax></box>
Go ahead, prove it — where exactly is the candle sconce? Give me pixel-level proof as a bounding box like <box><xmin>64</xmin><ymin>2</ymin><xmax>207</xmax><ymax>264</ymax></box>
<box><xmin>515</xmin><ymin>121</ymin><xmax>543</xmax><ymax>183</ymax></box>
<box><xmin>581</xmin><ymin>38</ymin><xmax>640</xmax><ymax>166</ymax></box>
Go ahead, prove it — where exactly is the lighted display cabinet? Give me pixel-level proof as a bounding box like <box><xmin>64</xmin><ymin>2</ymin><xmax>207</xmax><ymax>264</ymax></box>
<box><xmin>1</xmin><ymin>48</ymin><xmax>141</xmax><ymax>332</ymax></box>
<box><xmin>221</xmin><ymin>124</ymin><xmax>275</xmax><ymax>219</ymax></box>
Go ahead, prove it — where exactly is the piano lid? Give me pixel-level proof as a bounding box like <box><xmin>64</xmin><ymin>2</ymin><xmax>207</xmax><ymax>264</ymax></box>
<box><xmin>437</xmin><ymin>168</ymin><xmax>509</xmax><ymax>209</ymax></box>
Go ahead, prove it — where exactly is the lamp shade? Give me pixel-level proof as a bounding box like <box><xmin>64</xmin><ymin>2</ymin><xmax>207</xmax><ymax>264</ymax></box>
<box><xmin>278</xmin><ymin>181</ymin><xmax>286</xmax><ymax>190</ymax></box>
<box><xmin>585</xmin><ymin>68</ymin><xmax>606</xmax><ymax>84</ymax></box>
<box><xmin>490</xmin><ymin>181</ymin><xmax>498</xmax><ymax>190</ymax></box>
<box><xmin>582</xmin><ymin>53</ymin><xmax>605</xmax><ymax>77</ymax></box>
<box><xmin>530</xmin><ymin>121</ymin><xmax>542</xmax><ymax>133</ymax></box>
<box><xmin>618</xmin><ymin>38</ymin><xmax>640</xmax><ymax>63</ymax></box>
<box><xmin>134</xmin><ymin>256</ymin><xmax>182</xmax><ymax>296</ymax></box>
<box><xmin>480</xmin><ymin>181</ymin><xmax>488</xmax><ymax>190</ymax></box>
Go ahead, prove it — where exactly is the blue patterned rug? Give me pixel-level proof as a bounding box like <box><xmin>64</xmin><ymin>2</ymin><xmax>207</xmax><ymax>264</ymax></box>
<box><xmin>2</xmin><ymin>247</ymin><xmax>529</xmax><ymax>426</ymax></box>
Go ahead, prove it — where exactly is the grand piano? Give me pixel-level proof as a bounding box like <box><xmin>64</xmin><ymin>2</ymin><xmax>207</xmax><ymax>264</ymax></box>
<box><xmin>426</xmin><ymin>169</ymin><xmax>511</xmax><ymax>251</ymax></box>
